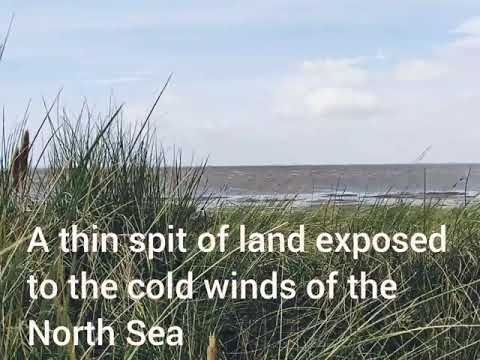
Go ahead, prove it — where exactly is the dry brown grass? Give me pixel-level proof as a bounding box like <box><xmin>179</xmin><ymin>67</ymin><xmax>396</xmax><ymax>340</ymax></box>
<box><xmin>11</xmin><ymin>129</ymin><xmax>30</xmax><ymax>192</ymax></box>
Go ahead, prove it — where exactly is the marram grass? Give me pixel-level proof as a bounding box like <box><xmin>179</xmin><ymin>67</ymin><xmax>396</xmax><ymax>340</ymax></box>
<box><xmin>0</xmin><ymin>105</ymin><xmax>479</xmax><ymax>360</ymax></box>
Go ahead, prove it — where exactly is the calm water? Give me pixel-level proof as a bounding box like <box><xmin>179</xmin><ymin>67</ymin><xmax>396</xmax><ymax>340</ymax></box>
<box><xmin>202</xmin><ymin>164</ymin><xmax>480</xmax><ymax>207</ymax></box>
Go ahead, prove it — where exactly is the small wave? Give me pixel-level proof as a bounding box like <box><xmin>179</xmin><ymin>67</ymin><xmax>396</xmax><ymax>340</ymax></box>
<box><xmin>209</xmin><ymin>189</ymin><xmax>479</xmax><ymax>208</ymax></box>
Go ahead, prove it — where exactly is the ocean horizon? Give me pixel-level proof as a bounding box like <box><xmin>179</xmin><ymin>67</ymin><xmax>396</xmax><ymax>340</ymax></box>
<box><xmin>201</xmin><ymin>163</ymin><xmax>480</xmax><ymax>207</ymax></box>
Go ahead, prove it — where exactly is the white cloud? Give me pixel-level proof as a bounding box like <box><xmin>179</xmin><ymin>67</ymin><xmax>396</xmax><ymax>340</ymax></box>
<box><xmin>274</xmin><ymin>58</ymin><xmax>379</xmax><ymax>120</ymax></box>
<box><xmin>267</xmin><ymin>16</ymin><xmax>480</xmax><ymax>163</ymax></box>
<box><xmin>301</xmin><ymin>59</ymin><xmax>368</xmax><ymax>87</ymax></box>
<box><xmin>394</xmin><ymin>60</ymin><xmax>449</xmax><ymax>81</ymax></box>
<box><xmin>304</xmin><ymin>88</ymin><xmax>377</xmax><ymax>116</ymax></box>
<box><xmin>452</xmin><ymin>16</ymin><xmax>480</xmax><ymax>36</ymax></box>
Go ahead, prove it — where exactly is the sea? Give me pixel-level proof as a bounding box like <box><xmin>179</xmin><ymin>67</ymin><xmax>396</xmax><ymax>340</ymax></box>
<box><xmin>202</xmin><ymin>163</ymin><xmax>480</xmax><ymax>207</ymax></box>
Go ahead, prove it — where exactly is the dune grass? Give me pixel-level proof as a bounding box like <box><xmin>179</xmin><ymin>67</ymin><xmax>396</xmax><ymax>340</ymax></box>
<box><xmin>0</xmin><ymin>100</ymin><xmax>479</xmax><ymax>360</ymax></box>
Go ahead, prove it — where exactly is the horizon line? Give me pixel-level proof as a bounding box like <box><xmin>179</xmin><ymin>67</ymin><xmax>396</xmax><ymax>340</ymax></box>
<box><xmin>203</xmin><ymin>161</ymin><xmax>480</xmax><ymax>168</ymax></box>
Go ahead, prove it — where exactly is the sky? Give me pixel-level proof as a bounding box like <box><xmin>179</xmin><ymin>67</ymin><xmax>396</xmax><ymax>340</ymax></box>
<box><xmin>2</xmin><ymin>1</ymin><xmax>480</xmax><ymax>165</ymax></box>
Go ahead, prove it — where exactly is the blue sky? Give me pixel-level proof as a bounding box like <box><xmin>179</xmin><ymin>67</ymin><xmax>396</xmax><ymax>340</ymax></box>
<box><xmin>2</xmin><ymin>1</ymin><xmax>480</xmax><ymax>165</ymax></box>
